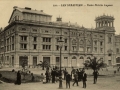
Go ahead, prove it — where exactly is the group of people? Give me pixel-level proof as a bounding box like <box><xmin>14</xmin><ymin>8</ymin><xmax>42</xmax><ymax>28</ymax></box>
<box><xmin>44</xmin><ymin>67</ymin><xmax>99</xmax><ymax>89</ymax></box>
<box><xmin>14</xmin><ymin>66</ymin><xmax>99</xmax><ymax>88</ymax></box>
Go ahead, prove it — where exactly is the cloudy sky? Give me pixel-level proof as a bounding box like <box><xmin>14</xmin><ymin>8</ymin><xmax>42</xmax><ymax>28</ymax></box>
<box><xmin>0</xmin><ymin>0</ymin><xmax>120</xmax><ymax>34</ymax></box>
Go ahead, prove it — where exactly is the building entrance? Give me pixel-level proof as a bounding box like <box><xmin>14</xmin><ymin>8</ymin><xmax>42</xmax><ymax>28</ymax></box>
<box><xmin>33</xmin><ymin>57</ymin><xmax>37</xmax><ymax>66</ymax></box>
<box><xmin>19</xmin><ymin>56</ymin><xmax>28</xmax><ymax>66</ymax></box>
<box><xmin>43</xmin><ymin>57</ymin><xmax>50</xmax><ymax>66</ymax></box>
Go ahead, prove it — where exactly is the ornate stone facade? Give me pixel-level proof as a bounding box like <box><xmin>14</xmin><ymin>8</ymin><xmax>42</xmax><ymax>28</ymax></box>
<box><xmin>0</xmin><ymin>6</ymin><xmax>120</xmax><ymax>67</ymax></box>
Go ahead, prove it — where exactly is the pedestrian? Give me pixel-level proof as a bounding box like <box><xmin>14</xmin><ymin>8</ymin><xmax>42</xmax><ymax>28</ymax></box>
<box><xmin>93</xmin><ymin>69</ymin><xmax>99</xmax><ymax>84</ymax></box>
<box><xmin>64</xmin><ymin>68</ymin><xmax>67</xmax><ymax>80</ymax></box>
<box><xmin>15</xmin><ymin>70</ymin><xmax>21</xmax><ymax>85</ymax></box>
<box><xmin>51</xmin><ymin>68</ymin><xmax>56</xmax><ymax>83</ymax></box>
<box><xmin>83</xmin><ymin>70</ymin><xmax>87</xmax><ymax>88</ymax></box>
<box><xmin>31</xmin><ymin>73</ymin><xmax>35</xmax><ymax>82</ymax></box>
<box><xmin>76</xmin><ymin>69</ymin><xmax>79</xmax><ymax>81</ymax></box>
<box><xmin>45</xmin><ymin>70</ymin><xmax>49</xmax><ymax>83</ymax></box>
<box><xmin>55</xmin><ymin>70</ymin><xmax>59</xmax><ymax>82</ymax></box>
<box><xmin>71</xmin><ymin>67</ymin><xmax>75</xmax><ymax>81</ymax></box>
<box><xmin>66</xmin><ymin>72</ymin><xmax>71</xmax><ymax>88</ymax></box>
<box><xmin>48</xmin><ymin>70</ymin><xmax>51</xmax><ymax>83</ymax></box>
<box><xmin>78</xmin><ymin>68</ymin><xmax>83</xmax><ymax>81</ymax></box>
<box><xmin>72</xmin><ymin>71</ymin><xmax>79</xmax><ymax>86</ymax></box>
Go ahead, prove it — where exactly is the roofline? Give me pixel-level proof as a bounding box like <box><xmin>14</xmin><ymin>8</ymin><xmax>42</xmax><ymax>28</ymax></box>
<box><xmin>8</xmin><ymin>9</ymin><xmax>16</xmax><ymax>23</ymax></box>
<box><xmin>8</xmin><ymin>8</ymin><xmax>52</xmax><ymax>23</ymax></box>
<box><xmin>22</xmin><ymin>12</ymin><xmax>52</xmax><ymax>17</ymax></box>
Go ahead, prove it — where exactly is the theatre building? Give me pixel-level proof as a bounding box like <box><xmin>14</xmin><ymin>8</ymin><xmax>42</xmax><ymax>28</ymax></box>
<box><xmin>0</xmin><ymin>6</ymin><xmax>120</xmax><ymax>67</ymax></box>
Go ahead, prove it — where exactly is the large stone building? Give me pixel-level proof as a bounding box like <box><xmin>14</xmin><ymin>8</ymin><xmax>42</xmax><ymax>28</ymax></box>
<box><xmin>0</xmin><ymin>6</ymin><xmax>120</xmax><ymax>67</ymax></box>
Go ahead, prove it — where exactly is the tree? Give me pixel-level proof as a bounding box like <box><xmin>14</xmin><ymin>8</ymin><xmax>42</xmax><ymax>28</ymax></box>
<box><xmin>83</xmin><ymin>57</ymin><xmax>107</xmax><ymax>71</ymax></box>
<box><xmin>38</xmin><ymin>61</ymin><xmax>50</xmax><ymax>70</ymax></box>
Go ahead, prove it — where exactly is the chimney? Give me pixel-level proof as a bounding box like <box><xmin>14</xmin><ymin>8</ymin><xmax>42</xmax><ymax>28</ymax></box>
<box><xmin>13</xmin><ymin>6</ymin><xmax>18</xmax><ymax>9</ymax></box>
<box><xmin>25</xmin><ymin>7</ymin><xmax>31</xmax><ymax>10</ymax></box>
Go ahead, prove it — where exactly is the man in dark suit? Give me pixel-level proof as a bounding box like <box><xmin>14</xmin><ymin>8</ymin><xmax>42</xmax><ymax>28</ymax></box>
<box><xmin>93</xmin><ymin>70</ymin><xmax>99</xmax><ymax>84</ymax></box>
<box><xmin>66</xmin><ymin>72</ymin><xmax>71</xmax><ymax>88</ymax></box>
<box><xmin>72</xmin><ymin>72</ymin><xmax>79</xmax><ymax>86</ymax></box>
<box><xmin>83</xmin><ymin>70</ymin><xmax>87</xmax><ymax>88</ymax></box>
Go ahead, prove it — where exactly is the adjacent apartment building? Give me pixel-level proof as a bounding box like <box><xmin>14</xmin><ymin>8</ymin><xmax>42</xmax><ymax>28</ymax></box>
<box><xmin>0</xmin><ymin>6</ymin><xmax>120</xmax><ymax>67</ymax></box>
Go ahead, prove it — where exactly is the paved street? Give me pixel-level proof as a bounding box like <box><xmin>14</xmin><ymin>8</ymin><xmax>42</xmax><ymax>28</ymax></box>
<box><xmin>0</xmin><ymin>67</ymin><xmax>120</xmax><ymax>90</ymax></box>
<box><xmin>0</xmin><ymin>75</ymin><xmax>120</xmax><ymax>90</ymax></box>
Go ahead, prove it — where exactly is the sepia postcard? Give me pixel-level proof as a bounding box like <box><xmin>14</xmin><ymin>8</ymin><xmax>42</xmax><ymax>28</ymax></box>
<box><xmin>0</xmin><ymin>0</ymin><xmax>120</xmax><ymax>90</ymax></box>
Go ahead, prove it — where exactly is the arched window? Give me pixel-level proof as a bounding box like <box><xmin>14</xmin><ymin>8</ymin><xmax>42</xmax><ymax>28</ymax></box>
<box><xmin>72</xmin><ymin>56</ymin><xmax>76</xmax><ymax>59</ymax></box>
<box><xmin>80</xmin><ymin>56</ymin><xmax>84</xmax><ymax>59</ymax></box>
<box><xmin>87</xmin><ymin>57</ymin><xmax>90</xmax><ymax>59</ymax></box>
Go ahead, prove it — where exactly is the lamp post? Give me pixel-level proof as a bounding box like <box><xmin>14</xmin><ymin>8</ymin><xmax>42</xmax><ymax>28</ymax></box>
<box><xmin>58</xmin><ymin>36</ymin><xmax>64</xmax><ymax>89</ymax></box>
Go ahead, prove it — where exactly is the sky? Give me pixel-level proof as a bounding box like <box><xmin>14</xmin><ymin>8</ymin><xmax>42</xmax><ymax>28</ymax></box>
<box><xmin>0</xmin><ymin>0</ymin><xmax>120</xmax><ymax>34</ymax></box>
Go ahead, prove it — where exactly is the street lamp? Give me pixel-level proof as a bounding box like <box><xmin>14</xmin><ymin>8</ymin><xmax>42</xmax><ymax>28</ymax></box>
<box><xmin>58</xmin><ymin>36</ymin><xmax>64</xmax><ymax>89</ymax></box>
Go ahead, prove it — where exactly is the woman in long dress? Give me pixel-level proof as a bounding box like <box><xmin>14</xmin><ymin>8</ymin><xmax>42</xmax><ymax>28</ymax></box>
<box><xmin>15</xmin><ymin>71</ymin><xmax>21</xmax><ymax>85</ymax></box>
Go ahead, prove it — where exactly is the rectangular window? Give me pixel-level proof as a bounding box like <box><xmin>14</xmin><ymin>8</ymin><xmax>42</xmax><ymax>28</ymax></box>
<box><xmin>42</xmin><ymin>37</ymin><xmax>51</xmax><ymax>42</ymax></box>
<box><xmin>65</xmin><ymin>39</ymin><xmax>67</xmax><ymax>43</ymax></box>
<box><xmin>94</xmin><ymin>47</ymin><xmax>97</xmax><ymax>52</ymax></box>
<box><xmin>72</xmin><ymin>46</ymin><xmax>76</xmax><ymax>51</ymax></box>
<box><xmin>9</xmin><ymin>45</ymin><xmax>11</xmax><ymax>51</ymax></box>
<box><xmin>33</xmin><ymin>29</ymin><xmax>37</xmax><ymax>32</ymax></box>
<box><xmin>12</xmin><ymin>36</ymin><xmax>14</xmax><ymax>43</ymax></box>
<box><xmin>42</xmin><ymin>45</ymin><xmax>51</xmax><ymax>50</ymax></box>
<box><xmin>33</xmin><ymin>44</ymin><xmax>37</xmax><ymax>49</ymax></box>
<box><xmin>43</xmin><ymin>45</ymin><xmax>45</xmax><ymax>49</ymax></box>
<box><xmin>65</xmin><ymin>46</ymin><xmax>67</xmax><ymax>51</ymax></box>
<box><xmin>20</xmin><ymin>36</ymin><xmax>27</xmax><ymax>41</ymax></box>
<box><xmin>94</xmin><ymin>41</ymin><xmax>97</xmax><ymax>45</ymax></box>
<box><xmin>33</xmin><ymin>37</ymin><xmax>37</xmax><ymax>42</ymax></box>
<box><xmin>100</xmin><ymin>48</ymin><xmax>103</xmax><ymax>53</ymax></box>
<box><xmin>108</xmin><ymin>37</ymin><xmax>111</xmax><ymax>43</ymax></box>
<box><xmin>12</xmin><ymin>44</ymin><xmax>14</xmax><ymax>50</ymax></box>
<box><xmin>64</xmin><ymin>57</ymin><xmax>68</xmax><ymax>59</ymax></box>
<box><xmin>100</xmin><ymin>41</ymin><xmax>103</xmax><ymax>46</ymax></box>
<box><xmin>45</xmin><ymin>30</ymin><xmax>48</xmax><ymax>33</ymax></box>
<box><xmin>56</xmin><ymin>38</ymin><xmax>59</xmax><ymax>43</ymax></box>
<box><xmin>87</xmin><ymin>47</ymin><xmax>91</xmax><ymax>52</ymax></box>
<box><xmin>20</xmin><ymin>44</ymin><xmax>27</xmax><ymax>50</ymax></box>
<box><xmin>56</xmin><ymin>57</ymin><xmax>59</xmax><ymax>65</ymax></box>
<box><xmin>7</xmin><ymin>38</ymin><xmax>9</xmax><ymax>44</ymax></box>
<box><xmin>7</xmin><ymin>45</ymin><xmax>9</xmax><ymax>51</ymax></box>
<box><xmin>43</xmin><ymin>38</ymin><xmax>45</xmax><ymax>42</ymax></box>
<box><xmin>56</xmin><ymin>45</ymin><xmax>59</xmax><ymax>50</ymax></box>
<box><xmin>56</xmin><ymin>31</ymin><xmax>59</xmax><ymax>34</ymax></box>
